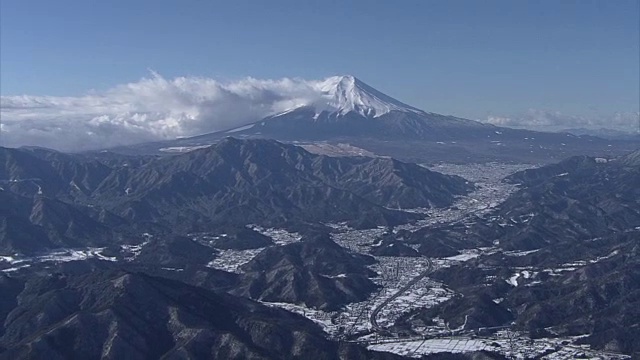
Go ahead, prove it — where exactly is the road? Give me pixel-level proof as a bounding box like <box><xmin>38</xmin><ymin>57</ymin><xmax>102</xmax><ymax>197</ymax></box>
<box><xmin>369</xmin><ymin>258</ymin><xmax>434</xmax><ymax>332</ymax></box>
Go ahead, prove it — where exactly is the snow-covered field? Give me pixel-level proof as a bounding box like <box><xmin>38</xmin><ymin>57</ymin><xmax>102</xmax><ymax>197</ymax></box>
<box><xmin>369</xmin><ymin>337</ymin><xmax>486</xmax><ymax>357</ymax></box>
<box><xmin>368</xmin><ymin>333</ymin><xmax>630</xmax><ymax>359</ymax></box>
<box><xmin>207</xmin><ymin>247</ymin><xmax>265</xmax><ymax>273</ymax></box>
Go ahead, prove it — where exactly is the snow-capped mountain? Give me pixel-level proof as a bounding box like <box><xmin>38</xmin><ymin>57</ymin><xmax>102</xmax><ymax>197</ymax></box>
<box><xmin>108</xmin><ymin>75</ymin><xmax>637</xmax><ymax>164</ymax></box>
<box><xmin>216</xmin><ymin>74</ymin><xmax>487</xmax><ymax>138</ymax></box>
<box><xmin>307</xmin><ymin>75</ymin><xmax>426</xmax><ymax>118</ymax></box>
<box><xmin>228</xmin><ymin>75</ymin><xmax>426</xmax><ymax>126</ymax></box>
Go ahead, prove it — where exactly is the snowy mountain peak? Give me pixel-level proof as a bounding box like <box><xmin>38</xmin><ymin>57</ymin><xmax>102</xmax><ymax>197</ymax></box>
<box><xmin>310</xmin><ymin>75</ymin><xmax>426</xmax><ymax>118</ymax></box>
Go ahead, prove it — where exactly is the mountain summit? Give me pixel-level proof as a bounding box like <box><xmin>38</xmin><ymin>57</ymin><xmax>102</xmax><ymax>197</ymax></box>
<box><xmin>309</xmin><ymin>75</ymin><xmax>426</xmax><ymax>118</ymax></box>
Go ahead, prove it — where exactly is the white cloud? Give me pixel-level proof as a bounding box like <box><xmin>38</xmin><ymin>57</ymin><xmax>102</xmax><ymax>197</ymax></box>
<box><xmin>484</xmin><ymin>109</ymin><xmax>640</xmax><ymax>133</ymax></box>
<box><xmin>0</xmin><ymin>72</ymin><xmax>324</xmax><ymax>151</ymax></box>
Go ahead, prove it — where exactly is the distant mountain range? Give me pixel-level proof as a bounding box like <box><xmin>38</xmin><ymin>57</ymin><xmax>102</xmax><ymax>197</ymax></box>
<box><xmin>561</xmin><ymin>127</ymin><xmax>639</xmax><ymax>140</ymax></box>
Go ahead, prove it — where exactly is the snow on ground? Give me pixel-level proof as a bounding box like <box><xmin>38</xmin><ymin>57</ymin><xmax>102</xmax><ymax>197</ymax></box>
<box><xmin>36</xmin><ymin>248</ymin><xmax>116</xmax><ymax>263</ymax></box>
<box><xmin>121</xmin><ymin>233</ymin><xmax>153</xmax><ymax>261</ymax></box>
<box><xmin>432</xmin><ymin>247</ymin><xmax>498</xmax><ymax>270</ymax></box>
<box><xmin>543</xmin><ymin>266</ymin><xmax>578</xmax><ymax>276</ymax></box>
<box><xmin>506</xmin><ymin>273</ymin><xmax>520</xmax><ymax>287</ymax></box>
<box><xmin>504</xmin><ymin>249</ymin><xmax>540</xmax><ymax>257</ymax></box>
<box><xmin>0</xmin><ymin>233</ymin><xmax>153</xmax><ymax>273</ymax></box>
<box><xmin>158</xmin><ymin>145</ymin><xmax>211</xmax><ymax>153</ymax></box>
<box><xmin>443</xmin><ymin>249</ymin><xmax>483</xmax><ymax>262</ymax></box>
<box><xmin>298</xmin><ymin>142</ymin><xmax>378</xmax><ymax>157</ymax></box>
<box><xmin>1</xmin><ymin>247</ymin><xmax>117</xmax><ymax>273</ymax></box>
<box><xmin>225</xmin><ymin>123</ymin><xmax>255</xmax><ymax>133</ymax></box>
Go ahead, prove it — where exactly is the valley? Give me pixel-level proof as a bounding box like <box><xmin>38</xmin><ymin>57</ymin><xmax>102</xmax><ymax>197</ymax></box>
<box><xmin>239</xmin><ymin>162</ymin><xmax>634</xmax><ymax>359</ymax></box>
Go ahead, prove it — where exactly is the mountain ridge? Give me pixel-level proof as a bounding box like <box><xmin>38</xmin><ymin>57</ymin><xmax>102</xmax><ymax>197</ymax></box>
<box><xmin>0</xmin><ymin>139</ymin><xmax>473</xmax><ymax>254</ymax></box>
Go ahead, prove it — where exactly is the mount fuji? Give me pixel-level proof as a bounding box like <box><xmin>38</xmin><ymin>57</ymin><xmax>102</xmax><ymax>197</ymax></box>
<box><xmin>306</xmin><ymin>75</ymin><xmax>426</xmax><ymax>118</ymax></box>
<box><xmin>108</xmin><ymin>75</ymin><xmax>638</xmax><ymax>163</ymax></box>
<box><xmin>218</xmin><ymin>75</ymin><xmax>487</xmax><ymax>140</ymax></box>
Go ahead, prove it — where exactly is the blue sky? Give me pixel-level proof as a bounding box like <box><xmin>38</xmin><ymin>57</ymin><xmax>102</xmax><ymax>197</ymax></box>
<box><xmin>0</xmin><ymin>1</ymin><xmax>639</xmax><ymax>150</ymax></box>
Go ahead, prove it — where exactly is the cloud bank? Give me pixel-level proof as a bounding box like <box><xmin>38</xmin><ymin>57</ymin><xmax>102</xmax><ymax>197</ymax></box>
<box><xmin>0</xmin><ymin>72</ymin><xmax>324</xmax><ymax>151</ymax></box>
<box><xmin>484</xmin><ymin>109</ymin><xmax>640</xmax><ymax>133</ymax></box>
